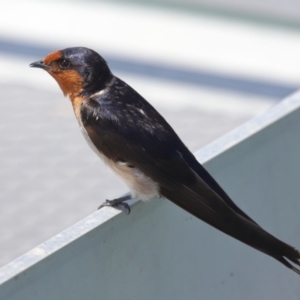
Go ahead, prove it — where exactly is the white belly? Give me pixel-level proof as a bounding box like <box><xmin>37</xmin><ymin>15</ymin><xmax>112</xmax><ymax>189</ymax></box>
<box><xmin>79</xmin><ymin>125</ymin><xmax>160</xmax><ymax>201</ymax></box>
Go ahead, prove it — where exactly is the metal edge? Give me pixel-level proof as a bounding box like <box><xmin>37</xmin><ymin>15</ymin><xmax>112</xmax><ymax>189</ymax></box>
<box><xmin>1</xmin><ymin>89</ymin><xmax>300</xmax><ymax>284</ymax></box>
<box><xmin>0</xmin><ymin>197</ymin><xmax>139</xmax><ymax>284</ymax></box>
<box><xmin>195</xmin><ymin>89</ymin><xmax>300</xmax><ymax>164</ymax></box>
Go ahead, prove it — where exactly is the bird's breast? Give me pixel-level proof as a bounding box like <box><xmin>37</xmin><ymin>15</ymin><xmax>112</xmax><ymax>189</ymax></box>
<box><xmin>71</xmin><ymin>96</ymin><xmax>85</xmax><ymax>123</ymax></box>
<box><xmin>79</xmin><ymin>121</ymin><xmax>159</xmax><ymax>201</ymax></box>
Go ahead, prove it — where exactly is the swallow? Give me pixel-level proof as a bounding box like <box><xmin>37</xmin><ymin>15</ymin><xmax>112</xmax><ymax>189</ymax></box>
<box><xmin>30</xmin><ymin>47</ymin><xmax>300</xmax><ymax>274</ymax></box>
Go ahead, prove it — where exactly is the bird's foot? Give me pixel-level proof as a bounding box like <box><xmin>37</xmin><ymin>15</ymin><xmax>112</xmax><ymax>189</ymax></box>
<box><xmin>98</xmin><ymin>194</ymin><xmax>132</xmax><ymax>214</ymax></box>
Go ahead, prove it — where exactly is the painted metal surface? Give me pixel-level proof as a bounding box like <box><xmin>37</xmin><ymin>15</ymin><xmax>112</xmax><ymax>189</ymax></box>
<box><xmin>0</xmin><ymin>91</ymin><xmax>300</xmax><ymax>299</ymax></box>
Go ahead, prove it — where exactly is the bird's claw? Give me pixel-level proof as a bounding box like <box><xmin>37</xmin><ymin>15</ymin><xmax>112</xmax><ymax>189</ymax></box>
<box><xmin>98</xmin><ymin>199</ymin><xmax>131</xmax><ymax>214</ymax></box>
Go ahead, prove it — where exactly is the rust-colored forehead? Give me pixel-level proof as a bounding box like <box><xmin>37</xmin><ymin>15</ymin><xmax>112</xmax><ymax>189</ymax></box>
<box><xmin>44</xmin><ymin>50</ymin><xmax>62</xmax><ymax>64</ymax></box>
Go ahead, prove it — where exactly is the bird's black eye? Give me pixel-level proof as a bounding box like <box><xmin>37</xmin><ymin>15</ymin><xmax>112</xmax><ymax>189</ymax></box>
<box><xmin>58</xmin><ymin>59</ymin><xmax>70</xmax><ymax>69</ymax></box>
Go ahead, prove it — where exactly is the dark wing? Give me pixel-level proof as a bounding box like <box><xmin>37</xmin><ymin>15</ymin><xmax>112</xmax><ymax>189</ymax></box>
<box><xmin>81</xmin><ymin>95</ymin><xmax>300</xmax><ymax>274</ymax></box>
<box><xmin>175</xmin><ymin>138</ymin><xmax>259</xmax><ymax>225</ymax></box>
<box><xmin>80</xmin><ymin>97</ymin><xmax>196</xmax><ymax>191</ymax></box>
<box><xmin>84</xmin><ymin>81</ymin><xmax>258</xmax><ymax>224</ymax></box>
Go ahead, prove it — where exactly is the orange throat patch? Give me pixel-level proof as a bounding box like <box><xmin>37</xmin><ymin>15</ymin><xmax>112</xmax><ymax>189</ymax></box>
<box><xmin>48</xmin><ymin>70</ymin><xmax>84</xmax><ymax>99</ymax></box>
<box><xmin>43</xmin><ymin>50</ymin><xmax>84</xmax><ymax>101</ymax></box>
<box><xmin>43</xmin><ymin>50</ymin><xmax>86</xmax><ymax>122</ymax></box>
<box><xmin>48</xmin><ymin>70</ymin><xmax>85</xmax><ymax>122</ymax></box>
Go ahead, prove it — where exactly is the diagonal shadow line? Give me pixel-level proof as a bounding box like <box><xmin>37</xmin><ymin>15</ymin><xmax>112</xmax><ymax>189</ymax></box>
<box><xmin>0</xmin><ymin>37</ymin><xmax>297</xmax><ymax>99</ymax></box>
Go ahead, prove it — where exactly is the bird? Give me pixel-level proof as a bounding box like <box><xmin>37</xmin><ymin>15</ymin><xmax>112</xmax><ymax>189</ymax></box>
<box><xmin>30</xmin><ymin>46</ymin><xmax>300</xmax><ymax>275</ymax></box>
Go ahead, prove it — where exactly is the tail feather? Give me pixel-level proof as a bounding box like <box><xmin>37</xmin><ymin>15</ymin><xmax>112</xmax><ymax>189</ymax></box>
<box><xmin>160</xmin><ymin>175</ymin><xmax>300</xmax><ymax>275</ymax></box>
<box><xmin>275</xmin><ymin>256</ymin><xmax>300</xmax><ymax>275</ymax></box>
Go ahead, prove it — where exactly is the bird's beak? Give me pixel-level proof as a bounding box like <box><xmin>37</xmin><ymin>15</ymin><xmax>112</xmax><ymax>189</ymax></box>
<box><xmin>29</xmin><ymin>60</ymin><xmax>51</xmax><ymax>70</ymax></box>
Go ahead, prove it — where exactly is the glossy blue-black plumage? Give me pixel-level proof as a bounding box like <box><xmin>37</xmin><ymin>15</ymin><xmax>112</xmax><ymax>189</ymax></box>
<box><xmin>33</xmin><ymin>47</ymin><xmax>300</xmax><ymax>274</ymax></box>
<box><xmin>60</xmin><ymin>47</ymin><xmax>112</xmax><ymax>95</ymax></box>
<box><xmin>80</xmin><ymin>73</ymin><xmax>300</xmax><ymax>275</ymax></box>
<box><xmin>81</xmin><ymin>76</ymin><xmax>257</xmax><ymax>222</ymax></box>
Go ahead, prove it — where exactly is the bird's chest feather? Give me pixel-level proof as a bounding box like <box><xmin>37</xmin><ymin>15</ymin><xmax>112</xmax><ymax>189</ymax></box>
<box><xmin>76</xmin><ymin>104</ymin><xmax>159</xmax><ymax>201</ymax></box>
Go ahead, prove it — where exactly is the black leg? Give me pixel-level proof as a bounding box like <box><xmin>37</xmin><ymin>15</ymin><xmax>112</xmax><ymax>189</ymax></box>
<box><xmin>98</xmin><ymin>194</ymin><xmax>132</xmax><ymax>214</ymax></box>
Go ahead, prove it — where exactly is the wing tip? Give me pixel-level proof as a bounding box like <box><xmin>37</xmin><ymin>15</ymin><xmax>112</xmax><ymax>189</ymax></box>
<box><xmin>275</xmin><ymin>255</ymin><xmax>300</xmax><ymax>275</ymax></box>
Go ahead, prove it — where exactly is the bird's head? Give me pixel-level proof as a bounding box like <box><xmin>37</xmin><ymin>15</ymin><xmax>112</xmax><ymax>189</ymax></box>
<box><xmin>30</xmin><ymin>47</ymin><xmax>112</xmax><ymax>99</ymax></box>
